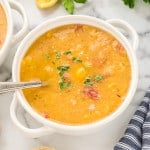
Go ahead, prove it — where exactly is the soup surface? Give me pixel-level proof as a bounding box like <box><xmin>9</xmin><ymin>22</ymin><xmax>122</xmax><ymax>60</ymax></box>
<box><xmin>21</xmin><ymin>24</ymin><xmax>131</xmax><ymax>125</ymax></box>
<box><xmin>0</xmin><ymin>4</ymin><xmax>7</xmax><ymax>48</ymax></box>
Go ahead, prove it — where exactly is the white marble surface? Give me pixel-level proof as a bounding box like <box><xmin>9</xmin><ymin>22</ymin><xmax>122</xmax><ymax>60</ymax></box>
<box><xmin>0</xmin><ymin>0</ymin><xmax>150</xmax><ymax>150</ymax></box>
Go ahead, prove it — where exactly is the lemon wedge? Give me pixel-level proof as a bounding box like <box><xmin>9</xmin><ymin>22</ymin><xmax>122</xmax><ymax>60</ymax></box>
<box><xmin>36</xmin><ymin>0</ymin><xmax>58</xmax><ymax>9</ymax></box>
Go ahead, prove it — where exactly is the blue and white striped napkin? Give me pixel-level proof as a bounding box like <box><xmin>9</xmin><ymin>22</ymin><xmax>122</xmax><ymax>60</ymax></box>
<box><xmin>114</xmin><ymin>88</ymin><xmax>150</xmax><ymax>150</ymax></box>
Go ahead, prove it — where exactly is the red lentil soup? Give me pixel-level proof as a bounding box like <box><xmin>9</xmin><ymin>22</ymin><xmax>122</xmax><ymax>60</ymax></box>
<box><xmin>0</xmin><ymin>4</ymin><xmax>7</xmax><ymax>48</ymax></box>
<box><xmin>20</xmin><ymin>24</ymin><xmax>131</xmax><ymax>125</ymax></box>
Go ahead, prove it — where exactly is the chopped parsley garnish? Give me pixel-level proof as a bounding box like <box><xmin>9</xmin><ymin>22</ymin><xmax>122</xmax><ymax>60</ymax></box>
<box><xmin>72</xmin><ymin>57</ymin><xmax>82</xmax><ymax>63</ymax></box>
<box><xmin>59</xmin><ymin>81</ymin><xmax>71</xmax><ymax>89</ymax></box>
<box><xmin>44</xmin><ymin>54</ymin><xmax>50</xmax><ymax>59</ymax></box>
<box><xmin>84</xmin><ymin>75</ymin><xmax>103</xmax><ymax>86</ymax></box>
<box><xmin>57</xmin><ymin>65</ymin><xmax>70</xmax><ymax>89</ymax></box>
<box><xmin>63</xmin><ymin>51</ymin><xmax>72</xmax><ymax>55</ymax></box>
<box><xmin>57</xmin><ymin>66</ymin><xmax>70</xmax><ymax>72</ymax></box>
<box><xmin>84</xmin><ymin>76</ymin><xmax>93</xmax><ymax>86</ymax></box>
<box><xmin>51</xmin><ymin>61</ymin><xmax>55</xmax><ymax>65</ymax></box>
<box><xmin>94</xmin><ymin>75</ymin><xmax>103</xmax><ymax>81</ymax></box>
<box><xmin>55</xmin><ymin>51</ymin><xmax>61</xmax><ymax>59</ymax></box>
<box><xmin>59</xmin><ymin>71</ymin><xmax>64</xmax><ymax>77</ymax></box>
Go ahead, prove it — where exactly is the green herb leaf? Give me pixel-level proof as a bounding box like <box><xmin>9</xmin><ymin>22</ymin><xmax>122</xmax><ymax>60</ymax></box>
<box><xmin>94</xmin><ymin>75</ymin><xmax>103</xmax><ymax>81</ymax></box>
<box><xmin>143</xmin><ymin>0</ymin><xmax>150</xmax><ymax>3</ymax></box>
<box><xmin>63</xmin><ymin>51</ymin><xmax>72</xmax><ymax>55</ymax></box>
<box><xmin>57</xmin><ymin>65</ymin><xmax>70</xmax><ymax>89</ymax></box>
<box><xmin>84</xmin><ymin>76</ymin><xmax>93</xmax><ymax>86</ymax></box>
<box><xmin>55</xmin><ymin>51</ymin><xmax>61</xmax><ymax>59</ymax></box>
<box><xmin>74</xmin><ymin>0</ymin><xmax>86</xmax><ymax>3</ymax></box>
<box><xmin>61</xmin><ymin>0</ymin><xmax>74</xmax><ymax>14</ymax></box>
<box><xmin>123</xmin><ymin>0</ymin><xmax>150</xmax><ymax>8</ymax></box>
<box><xmin>59</xmin><ymin>72</ymin><xmax>66</xmax><ymax>82</ymax></box>
<box><xmin>59</xmin><ymin>71</ymin><xmax>64</xmax><ymax>77</ymax></box>
<box><xmin>51</xmin><ymin>61</ymin><xmax>55</xmax><ymax>65</ymax></box>
<box><xmin>72</xmin><ymin>57</ymin><xmax>82</xmax><ymax>63</ymax></box>
<box><xmin>57</xmin><ymin>66</ymin><xmax>70</xmax><ymax>72</ymax></box>
<box><xmin>123</xmin><ymin>0</ymin><xmax>135</xmax><ymax>8</ymax></box>
<box><xmin>44</xmin><ymin>54</ymin><xmax>50</xmax><ymax>59</ymax></box>
<box><xmin>59</xmin><ymin>81</ymin><xmax>71</xmax><ymax>89</ymax></box>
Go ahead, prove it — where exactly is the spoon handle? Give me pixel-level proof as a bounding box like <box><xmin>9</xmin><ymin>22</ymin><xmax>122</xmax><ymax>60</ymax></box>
<box><xmin>0</xmin><ymin>81</ymin><xmax>42</xmax><ymax>94</ymax></box>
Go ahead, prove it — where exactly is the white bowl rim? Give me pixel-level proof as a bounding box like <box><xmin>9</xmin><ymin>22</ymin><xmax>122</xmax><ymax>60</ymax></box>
<box><xmin>12</xmin><ymin>15</ymin><xmax>138</xmax><ymax>132</ymax></box>
<box><xmin>0</xmin><ymin>0</ymin><xmax>13</xmax><ymax>59</ymax></box>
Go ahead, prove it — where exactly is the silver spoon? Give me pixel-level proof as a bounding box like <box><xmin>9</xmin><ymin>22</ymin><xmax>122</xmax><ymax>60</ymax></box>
<box><xmin>0</xmin><ymin>80</ymin><xmax>46</xmax><ymax>94</ymax></box>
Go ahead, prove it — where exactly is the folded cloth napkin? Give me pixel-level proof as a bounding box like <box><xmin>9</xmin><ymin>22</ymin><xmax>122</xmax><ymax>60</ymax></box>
<box><xmin>114</xmin><ymin>88</ymin><xmax>150</xmax><ymax>150</ymax></box>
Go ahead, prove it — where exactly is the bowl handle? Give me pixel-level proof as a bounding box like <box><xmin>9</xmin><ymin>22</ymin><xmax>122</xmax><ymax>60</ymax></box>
<box><xmin>10</xmin><ymin>94</ymin><xmax>55</xmax><ymax>138</ymax></box>
<box><xmin>8</xmin><ymin>0</ymin><xmax>28</xmax><ymax>44</ymax></box>
<box><xmin>106</xmin><ymin>19</ymin><xmax>139</xmax><ymax>51</ymax></box>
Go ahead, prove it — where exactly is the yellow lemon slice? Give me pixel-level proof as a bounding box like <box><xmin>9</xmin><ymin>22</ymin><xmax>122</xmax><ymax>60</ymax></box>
<box><xmin>36</xmin><ymin>0</ymin><xmax>58</xmax><ymax>9</ymax></box>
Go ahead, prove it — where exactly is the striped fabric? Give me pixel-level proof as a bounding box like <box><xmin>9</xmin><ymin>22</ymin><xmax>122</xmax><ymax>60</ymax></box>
<box><xmin>114</xmin><ymin>88</ymin><xmax>150</xmax><ymax>150</ymax></box>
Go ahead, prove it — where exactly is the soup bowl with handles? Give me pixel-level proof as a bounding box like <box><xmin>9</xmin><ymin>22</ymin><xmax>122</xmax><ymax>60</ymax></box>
<box><xmin>0</xmin><ymin>0</ymin><xmax>28</xmax><ymax>66</ymax></box>
<box><xmin>11</xmin><ymin>15</ymin><xmax>139</xmax><ymax>138</ymax></box>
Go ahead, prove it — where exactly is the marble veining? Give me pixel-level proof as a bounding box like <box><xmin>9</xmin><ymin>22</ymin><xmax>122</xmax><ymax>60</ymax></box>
<box><xmin>0</xmin><ymin>0</ymin><xmax>150</xmax><ymax>150</ymax></box>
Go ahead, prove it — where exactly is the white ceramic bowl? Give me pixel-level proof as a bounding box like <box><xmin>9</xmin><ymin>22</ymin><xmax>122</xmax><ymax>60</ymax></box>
<box><xmin>11</xmin><ymin>15</ymin><xmax>139</xmax><ymax>138</ymax></box>
<box><xmin>0</xmin><ymin>0</ymin><xmax>28</xmax><ymax>66</ymax></box>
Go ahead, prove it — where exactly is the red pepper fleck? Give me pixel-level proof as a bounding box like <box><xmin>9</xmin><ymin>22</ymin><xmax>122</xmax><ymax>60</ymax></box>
<box><xmin>116</xmin><ymin>43</ymin><xmax>124</xmax><ymax>51</ymax></box>
<box><xmin>41</xmin><ymin>112</ymin><xmax>50</xmax><ymax>119</ymax></box>
<box><xmin>83</xmin><ymin>86</ymin><xmax>100</xmax><ymax>100</ymax></box>
<box><xmin>63</xmin><ymin>72</ymin><xmax>70</xmax><ymax>81</ymax></box>
<box><xmin>112</xmin><ymin>40</ymin><xmax>125</xmax><ymax>55</ymax></box>
<box><xmin>74</xmin><ymin>24</ymin><xmax>83</xmax><ymax>32</ymax></box>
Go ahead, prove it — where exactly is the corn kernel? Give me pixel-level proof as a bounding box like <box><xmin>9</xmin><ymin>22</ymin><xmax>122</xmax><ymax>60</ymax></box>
<box><xmin>75</xmin><ymin>67</ymin><xmax>87</xmax><ymax>80</ymax></box>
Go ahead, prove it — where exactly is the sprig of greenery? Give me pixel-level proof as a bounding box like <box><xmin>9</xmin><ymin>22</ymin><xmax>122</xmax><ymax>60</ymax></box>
<box><xmin>61</xmin><ymin>0</ymin><xmax>87</xmax><ymax>14</ymax></box>
<box><xmin>55</xmin><ymin>51</ymin><xmax>61</xmax><ymax>59</ymax></box>
<box><xmin>123</xmin><ymin>0</ymin><xmax>134</xmax><ymax>8</ymax></box>
<box><xmin>57</xmin><ymin>65</ymin><xmax>70</xmax><ymax>72</ymax></box>
<box><xmin>84</xmin><ymin>76</ymin><xmax>93</xmax><ymax>86</ymax></box>
<box><xmin>63</xmin><ymin>51</ymin><xmax>72</xmax><ymax>55</ymax></box>
<box><xmin>61</xmin><ymin>0</ymin><xmax>74</xmax><ymax>14</ymax></box>
<box><xmin>123</xmin><ymin>0</ymin><xmax>150</xmax><ymax>8</ymax></box>
<box><xmin>74</xmin><ymin>0</ymin><xmax>86</xmax><ymax>3</ymax></box>
<box><xmin>57</xmin><ymin>65</ymin><xmax>71</xmax><ymax>89</ymax></box>
<box><xmin>143</xmin><ymin>0</ymin><xmax>150</xmax><ymax>3</ymax></box>
<box><xmin>72</xmin><ymin>57</ymin><xmax>82</xmax><ymax>63</ymax></box>
<box><xmin>59</xmin><ymin>81</ymin><xmax>71</xmax><ymax>89</ymax></box>
<box><xmin>94</xmin><ymin>75</ymin><xmax>103</xmax><ymax>82</ymax></box>
<box><xmin>84</xmin><ymin>75</ymin><xmax>103</xmax><ymax>86</ymax></box>
<box><xmin>44</xmin><ymin>54</ymin><xmax>50</xmax><ymax>60</ymax></box>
